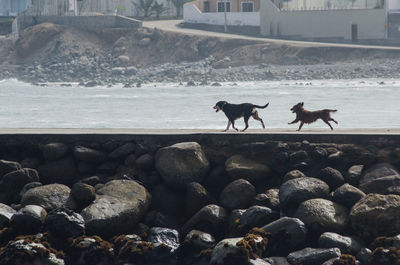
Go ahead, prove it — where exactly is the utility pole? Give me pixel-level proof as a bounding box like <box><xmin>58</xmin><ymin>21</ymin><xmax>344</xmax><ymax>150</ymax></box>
<box><xmin>224</xmin><ymin>0</ymin><xmax>227</xmax><ymax>32</ymax></box>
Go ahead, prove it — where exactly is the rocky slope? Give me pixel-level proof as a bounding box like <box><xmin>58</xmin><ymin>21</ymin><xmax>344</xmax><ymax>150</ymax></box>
<box><xmin>1</xmin><ymin>22</ymin><xmax>400</xmax><ymax>85</ymax></box>
<box><xmin>0</xmin><ymin>136</ymin><xmax>398</xmax><ymax>264</ymax></box>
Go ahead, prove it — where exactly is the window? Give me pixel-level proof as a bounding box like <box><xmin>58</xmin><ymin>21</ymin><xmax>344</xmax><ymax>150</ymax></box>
<box><xmin>204</xmin><ymin>1</ymin><xmax>210</xmax><ymax>12</ymax></box>
<box><xmin>242</xmin><ymin>2</ymin><xmax>253</xmax><ymax>12</ymax></box>
<box><xmin>217</xmin><ymin>1</ymin><xmax>231</xmax><ymax>12</ymax></box>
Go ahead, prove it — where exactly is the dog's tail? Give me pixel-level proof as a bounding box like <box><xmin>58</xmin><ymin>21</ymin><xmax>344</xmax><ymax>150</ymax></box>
<box><xmin>328</xmin><ymin>109</ymin><xmax>338</xmax><ymax>113</ymax></box>
<box><xmin>254</xmin><ymin>102</ymin><xmax>269</xmax><ymax>109</ymax></box>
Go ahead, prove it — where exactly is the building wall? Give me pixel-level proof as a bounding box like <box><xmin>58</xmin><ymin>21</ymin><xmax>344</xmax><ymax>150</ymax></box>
<box><xmin>184</xmin><ymin>2</ymin><xmax>259</xmax><ymax>26</ymax></box>
<box><xmin>0</xmin><ymin>0</ymin><xmax>32</xmax><ymax>16</ymax></box>
<box><xmin>260</xmin><ymin>0</ymin><xmax>387</xmax><ymax>40</ymax></box>
<box><xmin>193</xmin><ymin>0</ymin><xmax>260</xmax><ymax>12</ymax></box>
<box><xmin>389</xmin><ymin>0</ymin><xmax>400</xmax><ymax>11</ymax></box>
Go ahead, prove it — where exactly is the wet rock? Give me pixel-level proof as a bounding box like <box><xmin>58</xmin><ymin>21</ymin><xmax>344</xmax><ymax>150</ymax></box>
<box><xmin>249</xmin><ymin>259</ymin><xmax>272</xmax><ymax>265</ymax></box>
<box><xmin>71</xmin><ymin>182</ymin><xmax>96</xmax><ymax>210</ymax></box>
<box><xmin>221</xmin><ymin>179</ymin><xmax>256</xmax><ymax>210</ymax></box>
<box><xmin>0</xmin><ymin>160</ymin><xmax>21</xmax><ymax>177</ymax></box>
<box><xmin>346</xmin><ymin>165</ymin><xmax>364</xmax><ymax>185</ymax></box>
<box><xmin>262</xmin><ymin>217</ymin><xmax>307</xmax><ymax>251</ymax></box>
<box><xmin>73</xmin><ymin>145</ymin><xmax>108</xmax><ymax>164</ymax></box>
<box><xmin>350</xmin><ymin>193</ymin><xmax>400</xmax><ymax>239</ymax></box>
<box><xmin>287</xmin><ymin>247</ymin><xmax>341</xmax><ymax>265</ymax></box>
<box><xmin>21</xmin><ymin>183</ymin><xmax>72</xmax><ymax>211</ymax></box>
<box><xmin>332</xmin><ymin>184</ymin><xmax>365</xmax><ymax>208</ymax></box>
<box><xmin>45</xmin><ymin>208</ymin><xmax>85</xmax><ymax>238</ymax></box>
<box><xmin>155</xmin><ymin>142</ymin><xmax>210</xmax><ymax>189</ymax></box>
<box><xmin>279</xmin><ymin>177</ymin><xmax>330</xmax><ymax>209</ymax></box>
<box><xmin>185</xmin><ymin>182</ymin><xmax>216</xmax><ymax>217</ymax></box>
<box><xmin>108</xmin><ymin>142</ymin><xmax>135</xmax><ymax>159</ymax></box>
<box><xmin>318</xmin><ymin>232</ymin><xmax>363</xmax><ymax>254</ymax></box>
<box><xmin>0</xmin><ymin>203</ymin><xmax>16</xmax><ymax>228</ymax></box>
<box><xmin>38</xmin><ymin>157</ymin><xmax>78</xmax><ymax>185</ymax></box>
<box><xmin>67</xmin><ymin>236</ymin><xmax>114</xmax><ymax>265</ymax></box>
<box><xmin>10</xmin><ymin>205</ymin><xmax>47</xmax><ymax>234</ymax></box>
<box><xmin>359</xmin><ymin>163</ymin><xmax>400</xmax><ymax>194</ymax></box>
<box><xmin>252</xmin><ymin>189</ymin><xmax>280</xmax><ymax>210</ymax></box>
<box><xmin>41</xmin><ymin>142</ymin><xmax>68</xmax><ymax>161</ymax></box>
<box><xmin>319</xmin><ymin>167</ymin><xmax>345</xmax><ymax>190</ymax></box>
<box><xmin>209</xmin><ymin>237</ymin><xmax>243</xmax><ymax>264</ymax></box>
<box><xmin>264</xmin><ymin>257</ymin><xmax>290</xmax><ymax>265</ymax></box>
<box><xmin>356</xmin><ymin>248</ymin><xmax>372</xmax><ymax>264</ymax></box>
<box><xmin>81</xmin><ymin>179</ymin><xmax>151</xmax><ymax>237</ymax></box>
<box><xmin>185</xmin><ymin>230</ymin><xmax>216</xmax><ymax>249</ymax></box>
<box><xmin>225</xmin><ymin>155</ymin><xmax>270</xmax><ymax>183</ymax></box>
<box><xmin>182</xmin><ymin>204</ymin><xmax>228</xmax><ymax>236</ymax></box>
<box><xmin>147</xmin><ymin>227</ymin><xmax>180</xmax><ymax>254</ymax></box>
<box><xmin>239</xmin><ymin>206</ymin><xmax>276</xmax><ymax>230</ymax></box>
<box><xmin>135</xmin><ymin>153</ymin><xmax>154</xmax><ymax>171</ymax></box>
<box><xmin>283</xmin><ymin>170</ymin><xmax>307</xmax><ymax>183</ymax></box>
<box><xmin>294</xmin><ymin>199</ymin><xmax>349</xmax><ymax>233</ymax></box>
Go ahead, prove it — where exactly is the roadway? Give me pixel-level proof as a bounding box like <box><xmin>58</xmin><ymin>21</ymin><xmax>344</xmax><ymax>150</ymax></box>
<box><xmin>143</xmin><ymin>20</ymin><xmax>400</xmax><ymax>50</ymax></box>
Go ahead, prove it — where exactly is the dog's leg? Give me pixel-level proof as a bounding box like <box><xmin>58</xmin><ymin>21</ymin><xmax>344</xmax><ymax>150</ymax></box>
<box><xmin>223</xmin><ymin>120</ymin><xmax>231</xmax><ymax>132</ymax></box>
<box><xmin>297</xmin><ymin>122</ymin><xmax>304</xmax><ymax>131</ymax></box>
<box><xmin>231</xmin><ymin>120</ymin><xmax>239</xmax><ymax>131</ymax></box>
<box><xmin>252</xmin><ymin>112</ymin><xmax>265</xmax><ymax>129</ymax></box>
<box><xmin>330</xmin><ymin>118</ymin><xmax>338</xmax><ymax>124</ymax></box>
<box><xmin>323</xmin><ymin>120</ymin><xmax>334</xmax><ymax>130</ymax></box>
<box><xmin>241</xmin><ymin>117</ymin><xmax>250</xmax><ymax>132</ymax></box>
<box><xmin>289</xmin><ymin>119</ymin><xmax>299</xmax><ymax>125</ymax></box>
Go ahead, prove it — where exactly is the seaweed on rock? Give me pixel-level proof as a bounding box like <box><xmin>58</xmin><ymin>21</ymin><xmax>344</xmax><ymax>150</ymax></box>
<box><xmin>333</xmin><ymin>254</ymin><xmax>358</xmax><ymax>265</ymax></box>
<box><xmin>369</xmin><ymin>247</ymin><xmax>400</xmax><ymax>265</ymax></box>
<box><xmin>66</xmin><ymin>235</ymin><xmax>114</xmax><ymax>265</ymax></box>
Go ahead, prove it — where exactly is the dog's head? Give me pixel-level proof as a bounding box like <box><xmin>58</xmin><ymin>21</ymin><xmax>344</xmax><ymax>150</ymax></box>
<box><xmin>291</xmin><ymin>102</ymin><xmax>304</xmax><ymax>113</ymax></box>
<box><xmin>214</xmin><ymin>101</ymin><xmax>227</xmax><ymax>112</ymax></box>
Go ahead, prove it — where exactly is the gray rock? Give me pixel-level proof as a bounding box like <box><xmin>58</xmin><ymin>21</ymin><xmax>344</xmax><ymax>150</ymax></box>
<box><xmin>294</xmin><ymin>199</ymin><xmax>349</xmax><ymax>233</ymax></box>
<box><xmin>135</xmin><ymin>153</ymin><xmax>154</xmax><ymax>171</ymax></box>
<box><xmin>239</xmin><ymin>206</ymin><xmax>276</xmax><ymax>229</ymax></box>
<box><xmin>0</xmin><ymin>203</ymin><xmax>16</xmax><ymax>228</ymax></box>
<box><xmin>0</xmin><ymin>160</ymin><xmax>21</xmax><ymax>177</ymax></box>
<box><xmin>108</xmin><ymin>142</ymin><xmax>135</xmax><ymax>159</ymax></box>
<box><xmin>350</xmin><ymin>193</ymin><xmax>400</xmax><ymax>239</ymax></box>
<box><xmin>210</xmin><ymin>237</ymin><xmax>243</xmax><ymax>265</ymax></box>
<box><xmin>287</xmin><ymin>247</ymin><xmax>341</xmax><ymax>265</ymax></box>
<box><xmin>41</xmin><ymin>142</ymin><xmax>68</xmax><ymax>161</ymax></box>
<box><xmin>253</xmin><ymin>189</ymin><xmax>280</xmax><ymax>210</ymax></box>
<box><xmin>152</xmin><ymin>184</ymin><xmax>185</xmax><ymax>217</ymax></box>
<box><xmin>225</xmin><ymin>155</ymin><xmax>270</xmax><ymax>183</ymax></box>
<box><xmin>185</xmin><ymin>230</ymin><xmax>216</xmax><ymax>249</ymax></box>
<box><xmin>289</xmin><ymin>150</ymin><xmax>309</xmax><ymax>163</ymax></box>
<box><xmin>220</xmin><ymin>179</ymin><xmax>256</xmax><ymax>210</ymax></box>
<box><xmin>73</xmin><ymin>146</ymin><xmax>108</xmax><ymax>164</ymax></box>
<box><xmin>332</xmin><ymin>184</ymin><xmax>365</xmax><ymax>208</ymax></box>
<box><xmin>359</xmin><ymin>163</ymin><xmax>400</xmax><ymax>194</ymax></box>
<box><xmin>356</xmin><ymin>248</ymin><xmax>372</xmax><ymax>265</ymax></box>
<box><xmin>319</xmin><ymin>167</ymin><xmax>345</xmax><ymax>190</ymax></box>
<box><xmin>279</xmin><ymin>177</ymin><xmax>330</xmax><ymax>208</ymax></box>
<box><xmin>155</xmin><ymin>142</ymin><xmax>210</xmax><ymax>189</ymax></box>
<box><xmin>185</xmin><ymin>182</ymin><xmax>215</xmax><ymax>217</ymax></box>
<box><xmin>228</xmin><ymin>209</ymin><xmax>245</xmax><ymax>235</ymax></box>
<box><xmin>283</xmin><ymin>170</ymin><xmax>307</xmax><ymax>183</ymax></box>
<box><xmin>262</xmin><ymin>217</ymin><xmax>308</xmax><ymax>250</ymax></box>
<box><xmin>38</xmin><ymin>157</ymin><xmax>78</xmax><ymax>185</ymax></box>
<box><xmin>318</xmin><ymin>232</ymin><xmax>364</xmax><ymax>254</ymax></box>
<box><xmin>125</xmin><ymin>66</ymin><xmax>137</xmax><ymax>75</ymax></box>
<box><xmin>347</xmin><ymin>165</ymin><xmax>364</xmax><ymax>185</ymax></box>
<box><xmin>21</xmin><ymin>184</ymin><xmax>72</xmax><ymax>211</ymax></box>
<box><xmin>19</xmin><ymin>182</ymin><xmax>42</xmax><ymax>198</ymax></box>
<box><xmin>71</xmin><ymin>182</ymin><xmax>96</xmax><ymax>209</ymax></box>
<box><xmin>312</xmin><ymin>147</ymin><xmax>328</xmax><ymax>160</ymax></box>
<box><xmin>10</xmin><ymin>205</ymin><xmax>47</xmax><ymax>234</ymax></box>
<box><xmin>249</xmin><ymin>259</ymin><xmax>272</xmax><ymax>265</ymax></box>
<box><xmin>182</xmin><ymin>204</ymin><xmax>228</xmax><ymax>236</ymax></box>
<box><xmin>45</xmin><ymin>209</ymin><xmax>85</xmax><ymax>238</ymax></box>
<box><xmin>81</xmin><ymin>179</ymin><xmax>151</xmax><ymax>237</ymax></box>
<box><xmin>264</xmin><ymin>257</ymin><xmax>290</xmax><ymax>265</ymax></box>
<box><xmin>80</xmin><ymin>176</ymin><xmax>101</xmax><ymax>186</ymax></box>
<box><xmin>148</xmin><ymin>227</ymin><xmax>180</xmax><ymax>253</ymax></box>
<box><xmin>2</xmin><ymin>168</ymin><xmax>39</xmax><ymax>191</ymax></box>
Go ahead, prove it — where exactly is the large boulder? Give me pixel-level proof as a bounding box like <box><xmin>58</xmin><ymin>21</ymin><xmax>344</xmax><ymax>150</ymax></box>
<box><xmin>239</xmin><ymin>206</ymin><xmax>277</xmax><ymax>230</ymax></box>
<box><xmin>38</xmin><ymin>157</ymin><xmax>78</xmax><ymax>185</ymax></box>
<box><xmin>0</xmin><ymin>160</ymin><xmax>21</xmax><ymax>178</ymax></box>
<box><xmin>287</xmin><ymin>247</ymin><xmax>341</xmax><ymax>265</ymax></box>
<box><xmin>332</xmin><ymin>184</ymin><xmax>365</xmax><ymax>208</ymax></box>
<box><xmin>294</xmin><ymin>199</ymin><xmax>349</xmax><ymax>233</ymax></box>
<box><xmin>318</xmin><ymin>232</ymin><xmax>363</xmax><ymax>254</ymax></box>
<box><xmin>81</xmin><ymin>179</ymin><xmax>151</xmax><ymax>237</ymax></box>
<box><xmin>283</xmin><ymin>170</ymin><xmax>307</xmax><ymax>183</ymax></box>
<box><xmin>182</xmin><ymin>204</ymin><xmax>228</xmax><ymax>236</ymax></box>
<box><xmin>155</xmin><ymin>142</ymin><xmax>210</xmax><ymax>189</ymax></box>
<box><xmin>147</xmin><ymin>227</ymin><xmax>180</xmax><ymax>256</ymax></box>
<box><xmin>185</xmin><ymin>182</ymin><xmax>216</xmax><ymax>217</ymax></box>
<box><xmin>350</xmin><ymin>193</ymin><xmax>400</xmax><ymax>239</ymax></box>
<box><xmin>185</xmin><ymin>230</ymin><xmax>216</xmax><ymax>250</ymax></box>
<box><xmin>41</xmin><ymin>142</ymin><xmax>68</xmax><ymax>161</ymax></box>
<box><xmin>279</xmin><ymin>177</ymin><xmax>330</xmax><ymax>209</ymax></box>
<box><xmin>10</xmin><ymin>205</ymin><xmax>47</xmax><ymax>234</ymax></box>
<box><xmin>220</xmin><ymin>179</ymin><xmax>256</xmax><ymax>210</ymax></box>
<box><xmin>0</xmin><ymin>203</ymin><xmax>16</xmax><ymax>228</ymax></box>
<box><xmin>73</xmin><ymin>146</ymin><xmax>108</xmax><ymax>164</ymax></box>
<box><xmin>318</xmin><ymin>167</ymin><xmax>345</xmax><ymax>190</ymax></box>
<box><xmin>359</xmin><ymin>163</ymin><xmax>400</xmax><ymax>194</ymax></box>
<box><xmin>2</xmin><ymin>168</ymin><xmax>39</xmax><ymax>190</ymax></box>
<box><xmin>45</xmin><ymin>209</ymin><xmax>85</xmax><ymax>238</ymax></box>
<box><xmin>20</xmin><ymin>184</ymin><xmax>72</xmax><ymax>211</ymax></box>
<box><xmin>225</xmin><ymin>155</ymin><xmax>270</xmax><ymax>183</ymax></box>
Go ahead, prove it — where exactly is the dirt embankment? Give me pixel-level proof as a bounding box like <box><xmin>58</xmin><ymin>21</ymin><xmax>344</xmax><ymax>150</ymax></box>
<box><xmin>1</xmin><ymin>22</ymin><xmax>400</xmax><ymax>84</ymax></box>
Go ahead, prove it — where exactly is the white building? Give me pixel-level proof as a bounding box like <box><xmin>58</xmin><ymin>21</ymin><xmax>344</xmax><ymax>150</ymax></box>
<box><xmin>0</xmin><ymin>0</ymin><xmax>32</xmax><ymax>16</ymax></box>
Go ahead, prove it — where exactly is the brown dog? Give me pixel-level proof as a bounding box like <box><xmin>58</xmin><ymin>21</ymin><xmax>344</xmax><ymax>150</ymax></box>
<box><xmin>289</xmin><ymin>102</ymin><xmax>338</xmax><ymax>131</ymax></box>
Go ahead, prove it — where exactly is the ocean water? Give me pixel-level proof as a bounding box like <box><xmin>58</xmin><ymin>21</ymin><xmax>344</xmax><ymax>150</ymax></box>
<box><xmin>0</xmin><ymin>78</ymin><xmax>399</xmax><ymax>129</ymax></box>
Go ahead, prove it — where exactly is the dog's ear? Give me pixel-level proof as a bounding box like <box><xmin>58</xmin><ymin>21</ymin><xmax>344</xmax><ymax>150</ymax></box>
<box><xmin>301</xmin><ymin>102</ymin><xmax>304</xmax><ymax>106</ymax></box>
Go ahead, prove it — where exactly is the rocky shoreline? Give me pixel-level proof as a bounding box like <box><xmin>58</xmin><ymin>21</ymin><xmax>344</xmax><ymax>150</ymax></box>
<box><xmin>0</xmin><ymin>136</ymin><xmax>398</xmax><ymax>264</ymax></box>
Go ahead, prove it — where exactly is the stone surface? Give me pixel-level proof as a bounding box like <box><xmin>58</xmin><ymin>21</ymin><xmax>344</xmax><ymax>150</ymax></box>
<box><xmin>81</xmin><ymin>179</ymin><xmax>151</xmax><ymax>237</ymax></box>
<box><xmin>220</xmin><ymin>179</ymin><xmax>256</xmax><ymax>210</ymax></box>
<box><xmin>38</xmin><ymin>157</ymin><xmax>78</xmax><ymax>185</ymax></box>
<box><xmin>287</xmin><ymin>247</ymin><xmax>341</xmax><ymax>265</ymax></box>
<box><xmin>346</xmin><ymin>165</ymin><xmax>364</xmax><ymax>185</ymax></box>
<box><xmin>359</xmin><ymin>163</ymin><xmax>400</xmax><ymax>194</ymax></box>
<box><xmin>135</xmin><ymin>153</ymin><xmax>154</xmax><ymax>171</ymax></box>
<box><xmin>225</xmin><ymin>155</ymin><xmax>270</xmax><ymax>183</ymax></box>
<box><xmin>264</xmin><ymin>257</ymin><xmax>290</xmax><ymax>265</ymax></box>
<box><xmin>318</xmin><ymin>232</ymin><xmax>363</xmax><ymax>254</ymax></box>
<box><xmin>210</xmin><ymin>237</ymin><xmax>243</xmax><ymax>265</ymax></box>
<box><xmin>185</xmin><ymin>182</ymin><xmax>215</xmax><ymax>217</ymax></box>
<box><xmin>332</xmin><ymin>184</ymin><xmax>365</xmax><ymax>208</ymax></box>
<box><xmin>41</xmin><ymin>142</ymin><xmax>68</xmax><ymax>161</ymax></box>
<box><xmin>147</xmin><ymin>227</ymin><xmax>180</xmax><ymax>253</ymax></box>
<box><xmin>279</xmin><ymin>177</ymin><xmax>330</xmax><ymax>208</ymax></box>
<box><xmin>108</xmin><ymin>142</ymin><xmax>135</xmax><ymax>159</ymax></box>
<box><xmin>73</xmin><ymin>145</ymin><xmax>108</xmax><ymax>164</ymax></box>
<box><xmin>350</xmin><ymin>193</ymin><xmax>400</xmax><ymax>239</ymax></box>
<box><xmin>182</xmin><ymin>204</ymin><xmax>228</xmax><ymax>236</ymax></box>
<box><xmin>0</xmin><ymin>203</ymin><xmax>16</xmax><ymax>228</ymax></box>
<box><xmin>10</xmin><ymin>205</ymin><xmax>47</xmax><ymax>234</ymax></box>
<box><xmin>45</xmin><ymin>209</ymin><xmax>85</xmax><ymax>238</ymax></box>
<box><xmin>185</xmin><ymin>230</ymin><xmax>216</xmax><ymax>249</ymax></box>
<box><xmin>283</xmin><ymin>170</ymin><xmax>307</xmax><ymax>183</ymax></box>
<box><xmin>155</xmin><ymin>142</ymin><xmax>210</xmax><ymax>188</ymax></box>
<box><xmin>253</xmin><ymin>189</ymin><xmax>280</xmax><ymax>210</ymax></box>
<box><xmin>319</xmin><ymin>167</ymin><xmax>345</xmax><ymax>190</ymax></box>
<box><xmin>21</xmin><ymin>184</ymin><xmax>72</xmax><ymax>211</ymax></box>
<box><xmin>294</xmin><ymin>199</ymin><xmax>349</xmax><ymax>233</ymax></box>
<box><xmin>239</xmin><ymin>206</ymin><xmax>276</xmax><ymax>229</ymax></box>
<box><xmin>0</xmin><ymin>160</ymin><xmax>21</xmax><ymax>178</ymax></box>
<box><xmin>2</xmin><ymin>168</ymin><xmax>39</xmax><ymax>191</ymax></box>
<box><xmin>71</xmin><ymin>182</ymin><xmax>96</xmax><ymax>209</ymax></box>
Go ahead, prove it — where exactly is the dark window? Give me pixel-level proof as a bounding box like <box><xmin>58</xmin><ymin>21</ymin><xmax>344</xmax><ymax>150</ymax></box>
<box><xmin>217</xmin><ymin>2</ymin><xmax>230</xmax><ymax>12</ymax></box>
<box><xmin>242</xmin><ymin>2</ymin><xmax>253</xmax><ymax>12</ymax></box>
<box><xmin>204</xmin><ymin>1</ymin><xmax>210</xmax><ymax>12</ymax></box>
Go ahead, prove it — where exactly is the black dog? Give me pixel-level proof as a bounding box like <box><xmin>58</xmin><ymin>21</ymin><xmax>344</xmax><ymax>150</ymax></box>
<box><xmin>214</xmin><ymin>101</ymin><xmax>269</xmax><ymax>132</ymax></box>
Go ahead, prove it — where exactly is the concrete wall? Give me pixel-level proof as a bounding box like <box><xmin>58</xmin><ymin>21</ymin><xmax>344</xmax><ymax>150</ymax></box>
<box><xmin>184</xmin><ymin>2</ymin><xmax>260</xmax><ymax>26</ymax></box>
<box><xmin>192</xmin><ymin>0</ymin><xmax>260</xmax><ymax>13</ymax></box>
<box><xmin>260</xmin><ymin>0</ymin><xmax>387</xmax><ymax>40</ymax></box>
